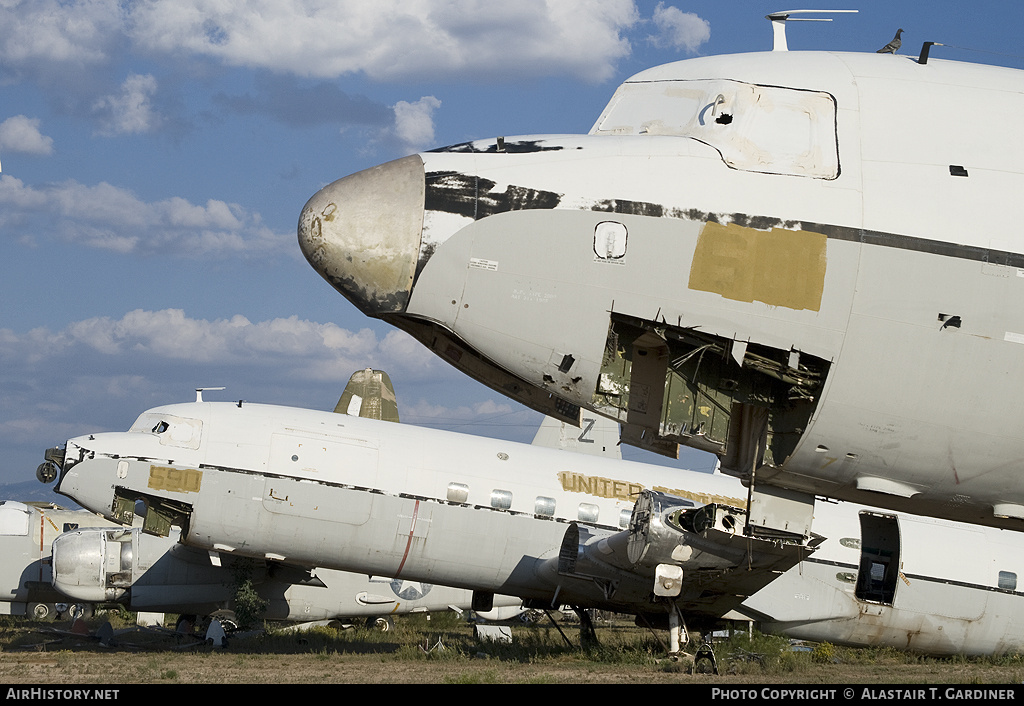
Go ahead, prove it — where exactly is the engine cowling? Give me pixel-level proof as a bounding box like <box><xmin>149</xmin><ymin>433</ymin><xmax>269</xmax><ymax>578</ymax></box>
<box><xmin>627</xmin><ymin>490</ymin><xmax>745</xmax><ymax>570</ymax></box>
<box><xmin>556</xmin><ymin>490</ymin><xmax>818</xmax><ymax>602</ymax></box>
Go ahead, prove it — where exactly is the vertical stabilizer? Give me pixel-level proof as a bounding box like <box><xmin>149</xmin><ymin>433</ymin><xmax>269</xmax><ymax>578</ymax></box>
<box><xmin>531</xmin><ymin>414</ymin><xmax>621</xmax><ymax>459</ymax></box>
<box><xmin>334</xmin><ymin>368</ymin><xmax>400</xmax><ymax>423</ymax></box>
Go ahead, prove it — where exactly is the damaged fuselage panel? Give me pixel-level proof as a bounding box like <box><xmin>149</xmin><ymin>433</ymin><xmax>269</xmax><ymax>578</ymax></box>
<box><xmin>595</xmin><ymin>313</ymin><xmax>830</xmax><ymax>473</ymax></box>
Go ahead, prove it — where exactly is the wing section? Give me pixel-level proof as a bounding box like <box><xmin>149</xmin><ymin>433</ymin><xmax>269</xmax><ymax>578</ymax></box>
<box><xmin>556</xmin><ymin>490</ymin><xmax>821</xmax><ymax>619</ymax></box>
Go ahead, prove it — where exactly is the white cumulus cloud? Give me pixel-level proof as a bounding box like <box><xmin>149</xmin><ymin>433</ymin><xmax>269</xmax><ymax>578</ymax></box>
<box><xmin>0</xmin><ymin>1</ymin><xmax>661</xmax><ymax>98</ymax></box>
<box><xmin>0</xmin><ymin>308</ymin><xmax>465</xmax><ymax>484</ymax></box>
<box><xmin>0</xmin><ymin>2</ymin><xmax>718</xmax><ymax>88</ymax></box>
<box><xmin>0</xmin><ymin>309</ymin><xmax>441</xmax><ymax>379</ymax></box>
<box><xmin>0</xmin><ymin>0</ymin><xmax>122</xmax><ymax>66</ymax></box>
<box><xmin>124</xmin><ymin>0</ymin><xmax>640</xmax><ymax>82</ymax></box>
<box><xmin>0</xmin><ymin>175</ymin><xmax>288</xmax><ymax>257</ymax></box>
<box><xmin>393</xmin><ymin>96</ymin><xmax>442</xmax><ymax>152</ymax></box>
<box><xmin>0</xmin><ymin>116</ymin><xmax>54</xmax><ymax>156</ymax></box>
<box><xmin>648</xmin><ymin>3</ymin><xmax>710</xmax><ymax>54</ymax></box>
<box><xmin>92</xmin><ymin>73</ymin><xmax>162</xmax><ymax>136</ymax></box>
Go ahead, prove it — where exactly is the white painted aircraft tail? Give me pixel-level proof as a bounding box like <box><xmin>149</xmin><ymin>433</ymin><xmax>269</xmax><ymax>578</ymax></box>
<box><xmin>531</xmin><ymin>414</ymin><xmax>621</xmax><ymax>459</ymax></box>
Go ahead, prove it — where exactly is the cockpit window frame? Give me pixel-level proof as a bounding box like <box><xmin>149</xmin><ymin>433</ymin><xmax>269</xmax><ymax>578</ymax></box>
<box><xmin>592</xmin><ymin>78</ymin><xmax>840</xmax><ymax>180</ymax></box>
<box><xmin>129</xmin><ymin>412</ymin><xmax>203</xmax><ymax>450</ymax></box>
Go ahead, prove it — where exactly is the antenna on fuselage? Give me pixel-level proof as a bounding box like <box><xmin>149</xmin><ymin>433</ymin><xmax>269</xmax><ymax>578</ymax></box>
<box><xmin>765</xmin><ymin>9</ymin><xmax>858</xmax><ymax>51</ymax></box>
<box><xmin>195</xmin><ymin>387</ymin><xmax>225</xmax><ymax>402</ymax></box>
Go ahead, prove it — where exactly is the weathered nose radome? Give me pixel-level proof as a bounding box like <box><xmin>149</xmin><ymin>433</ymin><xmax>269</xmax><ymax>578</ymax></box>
<box><xmin>298</xmin><ymin>154</ymin><xmax>425</xmax><ymax>315</ymax></box>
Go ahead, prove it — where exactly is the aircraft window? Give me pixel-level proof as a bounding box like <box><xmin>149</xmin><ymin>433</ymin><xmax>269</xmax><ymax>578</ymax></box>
<box><xmin>0</xmin><ymin>503</ymin><xmax>30</xmax><ymax>536</ymax></box>
<box><xmin>447</xmin><ymin>483</ymin><xmax>469</xmax><ymax>504</ymax></box>
<box><xmin>619</xmin><ymin>508</ymin><xmax>632</xmax><ymax>528</ymax></box>
<box><xmin>491</xmin><ymin>489</ymin><xmax>512</xmax><ymax>510</ymax></box>
<box><xmin>999</xmin><ymin>571</ymin><xmax>1017</xmax><ymax>591</ymax></box>
<box><xmin>129</xmin><ymin>413</ymin><xmax>204</xmax><ymax>449</ymax></box>
<box><xmin>591</xmin><ymin>78</ymin><xmax>839</xmax><ymax>179</ymax></box>
<box><xmin>578</xmin><ymin>503</ymin><xmax>599</xmax><ymax>523</ymax></box>
<box><xmin>594</xmin><ymin>221</ymin><xmax>627</xmax><ymax>260</ymax></box>
<box><xmin>535</xmin><ymin>496</ymin><xmax>556</xmax><ymax>518</ymax></box>
<box><xmin>130</xmin><ymin>413</ymin><xmax>162</xmax><ymax>433</ymax></box>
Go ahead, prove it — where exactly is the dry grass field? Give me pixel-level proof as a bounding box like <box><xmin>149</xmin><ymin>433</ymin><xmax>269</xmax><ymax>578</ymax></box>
<box><xmin>0</xmin><ymin>611</ymin><xmax>1022</xmax><ymax>685</ymax></box>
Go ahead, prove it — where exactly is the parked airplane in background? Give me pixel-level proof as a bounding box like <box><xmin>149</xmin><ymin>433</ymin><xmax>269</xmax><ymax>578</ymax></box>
<box><xmin>42</xmin><ymin>386</ymin><xmax>1024</xmax><ymax>655</ymax></box>
<box><xmin>0</xmin><ymin>501</ymin><xmax>117</xmax><ymax>620</ymax></box>
<box><xmin>36</xmin><ymin>369</ymin><xmax>522</xmax><ymax>630</ymax></box>
<box><xmin>296</xmin><ymin>12</ymin><xmax>1024</xmax><ymax>537</ymax></box>
<box><xmin>51</xmin><ymin>524</ymin><xmax>521</xmax><ymax>631</ymax></box>
<box><xmin>45</xmin><ymin>393</ymin><xmax>810</xmax><ymax>656</ymax></box>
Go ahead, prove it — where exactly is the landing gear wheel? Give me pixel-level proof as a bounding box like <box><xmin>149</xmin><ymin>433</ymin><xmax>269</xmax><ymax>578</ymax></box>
<box><xmin>208</xmin><ymin>610</ymin><xmax>240</xmax><ymax>632</ymax></box>
<box><xmin>68</xmin><ymin>604</ymin><xmax>94</xmax><ymax>621</ymax></box>
<box><xmin>571</xmin><ymin>606</ymin><xmax>599</xmax><ymax>648</ymax></box>
<box><xmin>28</xmin><ymin>602</ymin><xmax>54</xmax><ymax>621</ymax></box>
<box><xmin>365</xmin><ymin>616</ymin><xmax>394</xmax><ymax>632</ymax></box>
<box><xmin>692</xmin><ymin>639</ymin><xmax>719</xmax><ymax>675</ymax></box>
<box><xmin>175</xmin><ymin>614</ymin><xmax>198</xmax><ymax>634</ymax></box>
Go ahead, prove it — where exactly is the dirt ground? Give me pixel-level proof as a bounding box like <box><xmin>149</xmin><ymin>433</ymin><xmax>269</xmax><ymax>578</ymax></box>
<box><xmin>1</xmin><ymin>614</ymin><xmax>1022</xmax><ymax>685</ymax></box>
<box><xmin>2</xmin><ymin>651</ymin><xmax>1024</xmax><ymax>685</ymax></box>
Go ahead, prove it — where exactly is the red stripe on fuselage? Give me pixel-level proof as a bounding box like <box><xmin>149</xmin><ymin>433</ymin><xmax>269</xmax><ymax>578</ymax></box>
<box><xmin>395</xmin><ymin>499</ymin><xmax>420</xmax><ymax>578</ymax></box>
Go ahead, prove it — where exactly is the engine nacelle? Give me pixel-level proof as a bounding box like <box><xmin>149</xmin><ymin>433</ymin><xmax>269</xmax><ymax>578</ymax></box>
<box><xmin>555</xmin><ymin>491</ymin><xmax>750</xmax><ymax>601</ymax></box>
<box><xmin>555</xmin><ymin>490</ymin><xmax>817</xmax><ymax>603</ymax></box>
<box><xmin>627</xmin><ymin>490</ymin><xmax>745</xmax><ymax>570</ymax></box>
<box><xmin>52</xmin><ymin>528</ymin><xmax>134</xmax><ymax>603</ymax></box>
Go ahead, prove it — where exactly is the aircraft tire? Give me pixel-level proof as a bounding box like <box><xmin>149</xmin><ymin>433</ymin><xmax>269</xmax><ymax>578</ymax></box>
<box><xmin>68</xmin><ymin>604</ymin><xmax>94</xmax><ymax>621</ymax></box>
<box><xmin>208</xmin><ymin>610</ymin><xmax>239</xmax><ymax>632</ymax></box>
<box><xmin>175</xmin><ymin>614</ymin><xmax>197</xmax><ymax>634</ymax></box>
<box><xmin>28</xmin><ymin>603</ymin><xmax>54</xmax><ymax>621</ymax></box>
<box><xmin>365</xmin><ymin>616</ymin><xmax>394</xmax><ymax>632</ymax></box>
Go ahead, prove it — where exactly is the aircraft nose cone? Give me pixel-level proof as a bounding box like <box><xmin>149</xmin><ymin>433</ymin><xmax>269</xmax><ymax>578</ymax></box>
<box><xmin>298</xmin><ymin>154</ymin><xmax>425</xmax><ymax>315</ymax></box>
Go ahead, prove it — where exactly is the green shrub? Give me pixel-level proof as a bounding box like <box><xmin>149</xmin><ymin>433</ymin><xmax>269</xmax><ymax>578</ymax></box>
<box><xmin>230</xmin><ymin>560</ymin><xmax>268</xmax><ymax>629</ymax></box>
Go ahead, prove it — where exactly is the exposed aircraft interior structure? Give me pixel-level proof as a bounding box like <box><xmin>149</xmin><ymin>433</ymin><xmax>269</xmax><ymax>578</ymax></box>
<box><xmin>296</xmin><ymin>18</ymin><xmax>1024</xmax><ymax>536</ymax></box>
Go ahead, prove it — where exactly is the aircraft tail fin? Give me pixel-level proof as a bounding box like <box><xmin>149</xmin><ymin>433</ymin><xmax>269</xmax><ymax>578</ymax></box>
<box><xmin>334</xmin><ymin>368</ymin><xmax>400</xmax><ymax>423</ymax></box>
<box><xmin>531</xmin><ymin>415</ymin><xmax>621</xmax><ymax>459</ymax></box>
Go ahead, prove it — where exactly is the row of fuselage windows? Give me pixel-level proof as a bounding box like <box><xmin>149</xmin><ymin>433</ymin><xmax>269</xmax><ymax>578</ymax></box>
<box><xmin>446</xmin><ymin>482</ymin><xmax>633</xmax><ymax>529</ymax></box>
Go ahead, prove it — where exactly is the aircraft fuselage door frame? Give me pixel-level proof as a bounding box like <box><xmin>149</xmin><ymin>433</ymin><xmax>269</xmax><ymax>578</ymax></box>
<box><xmin>855</xmin><ymin>511</ymin><xmax>901</xmax><ymax>607</ymax></box>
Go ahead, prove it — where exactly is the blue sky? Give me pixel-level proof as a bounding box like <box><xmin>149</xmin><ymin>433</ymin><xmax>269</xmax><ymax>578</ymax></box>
<box><xmin>2</xmin><ymin>1</ymin><xmax>1022</xmax><ymax>488</ymax></box>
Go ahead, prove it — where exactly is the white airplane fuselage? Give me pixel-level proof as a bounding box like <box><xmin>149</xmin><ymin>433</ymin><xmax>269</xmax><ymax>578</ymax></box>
<box><xmin>0</xmin><ymin>501</ymin><xmax>118</xmax><ymax>618</ymax></box>
<box><xmin>57</xmin><ymin>401</ymin><xmax>750</xmax><ymax>619</ymax></box>
<box><xmin>51</xmin><ymin>525</ymin><xmax>522</xmax><ymax>623</ymax></box>
<box><xmin>297</xmin><ymin>50</ymin><xmax>1024</xmax><ymax>531</ymax></box>
<box><xmin>54</xmin><ymin>400</ymin><xmax>1024</xmax><ymax>655</ymax></box>
<box><xmin>0</xmin><ymin>499</ymin><xmax>518</xmax><ymax>625</ymax></box>
<box><xmin>743</xmin><ymin>499</ymin><xmax>1024</xmax><ymax>656</ymax></box>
